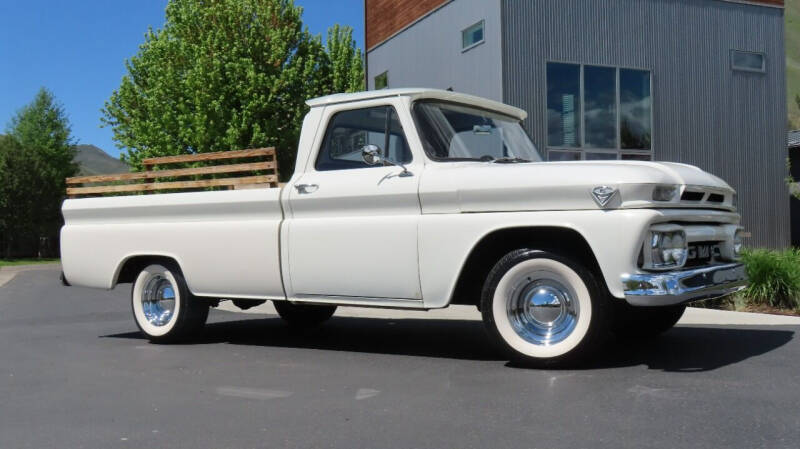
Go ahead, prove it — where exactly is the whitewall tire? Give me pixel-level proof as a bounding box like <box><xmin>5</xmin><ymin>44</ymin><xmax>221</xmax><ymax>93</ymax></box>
<box><xmin>481</xmin><ymin>249</ymin><xmax>609</xmax><ymax>366</ymax></box>
<box><xmin>131</xmin><ymin>263</ymin><xmax>208</xmax><ymax>343</ymax></box>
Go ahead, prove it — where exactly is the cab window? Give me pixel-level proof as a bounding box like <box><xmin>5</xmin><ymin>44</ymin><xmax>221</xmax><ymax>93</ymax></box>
<box><xmin>315</xmin><ymin>106</ymin><xmax>412</xmax><ymax>171</ymax></box>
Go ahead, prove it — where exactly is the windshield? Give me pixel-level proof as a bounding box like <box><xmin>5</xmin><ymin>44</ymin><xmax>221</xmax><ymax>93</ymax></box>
<box><xmin>412</xmin><ymin>101</ymin><xmax>542</xmax><ymax>162</ymax></box>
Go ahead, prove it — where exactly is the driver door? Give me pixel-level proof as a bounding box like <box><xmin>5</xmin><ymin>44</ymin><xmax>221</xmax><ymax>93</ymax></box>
<box><xmin>285</xmin><ymin>101</ymin><xmax>423</xmax><ymax>300</ymax></box>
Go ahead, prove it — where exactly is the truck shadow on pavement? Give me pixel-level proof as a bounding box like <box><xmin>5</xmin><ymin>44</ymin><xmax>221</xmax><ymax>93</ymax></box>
<box><xmin>104</xmin><ymin>313</ymin><xmax>795</xmax><ymax>372</ymax></box>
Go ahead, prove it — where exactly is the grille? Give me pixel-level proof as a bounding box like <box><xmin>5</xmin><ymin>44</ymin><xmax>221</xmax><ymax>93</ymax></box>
<box><xmin>681</xmin><ymin>191</ymin><xmax>705</xmax><ymax>201</ymax></box>
<box><xmin>707</xmin><ymin>193</ymin><xmax>724</xmax><ymax>203</ymax></box>
<box><xmin>684</xmin><ymin>241</ymin><xmax>723</xmax><ymax>268</ymax></box>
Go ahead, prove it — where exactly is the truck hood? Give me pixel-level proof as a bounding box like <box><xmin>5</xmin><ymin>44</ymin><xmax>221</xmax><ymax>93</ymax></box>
<box><xmin>420</xmin><ymin>160</ymin><xmax>736</xmax><ymax>213</ymax></box>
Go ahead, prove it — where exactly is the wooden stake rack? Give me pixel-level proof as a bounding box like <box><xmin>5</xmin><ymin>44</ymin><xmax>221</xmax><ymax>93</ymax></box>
<box><xmin>66</xmin><ymin>148</ymin><xmax>278</xmax><ymax>198</ymax></box>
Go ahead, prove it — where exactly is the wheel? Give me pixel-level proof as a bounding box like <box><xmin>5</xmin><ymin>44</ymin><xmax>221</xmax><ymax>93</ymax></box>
<box><xmin>131</xmin><ymin>263</ymin><xmax>209</xmax><ymax>343</ymax></box>
<box><xmin>612</xmin><ymin>304</ymin><xmax>686</xmax><ymax>339</ymax></box>
<box><xmin>480</xmin><ymin>249</ymin><xmax>610</xmax><ymax>367</ymax></box>
<box><xmin>273</xmin><ymin>301</ymin><xmax>336</xmax><ymax>327</ymax></box>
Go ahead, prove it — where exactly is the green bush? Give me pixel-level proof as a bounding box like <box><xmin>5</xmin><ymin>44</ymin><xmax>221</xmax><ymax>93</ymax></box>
<box><xmin>740</xmin><ymin>248</ymin><xmax>800</xmax><ymax>310</ymax></box>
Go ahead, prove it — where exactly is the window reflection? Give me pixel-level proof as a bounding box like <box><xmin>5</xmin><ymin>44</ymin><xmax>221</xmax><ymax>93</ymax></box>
<box><xmin>545</xmin><ymin>62</ymin><xmax>652</xmax><ymax>160</ymax></box>
<box><xmin>584</xmin><ymin>66</ymin><xmax>617</xmax><ymax>149</ymax></box>
<box><xmin>620</xmin><ymin>69</ymin><xmax>652</xmax><ymax>150</ymax></box>
<box><xmin>547</xmin><ymin>63</ymin><xmax>581</xmax><ymax>148</ymax></box>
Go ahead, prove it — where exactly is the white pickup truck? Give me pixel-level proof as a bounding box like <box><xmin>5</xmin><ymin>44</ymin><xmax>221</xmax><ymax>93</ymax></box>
<box><xmin>61</xmin><ymin>88</ymin><xmax>747</xmax><ymax>366</ymax></box>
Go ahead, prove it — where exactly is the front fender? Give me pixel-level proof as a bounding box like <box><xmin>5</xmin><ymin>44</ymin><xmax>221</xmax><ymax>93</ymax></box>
<box><xmin>418</xmin><ymin>210</ymin><xmax>656</xmax><ymax>308</ymax></box>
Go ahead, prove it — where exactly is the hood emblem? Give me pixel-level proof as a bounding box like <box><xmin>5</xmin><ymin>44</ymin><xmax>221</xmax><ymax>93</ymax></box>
<box><xmin>591</xmin><ymin>186</ymin><xmax>617</xmax><ymax>207</ymax></box>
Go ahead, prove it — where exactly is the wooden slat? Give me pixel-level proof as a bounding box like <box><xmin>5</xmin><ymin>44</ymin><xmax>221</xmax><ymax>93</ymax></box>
<box><xmin>66</xmin><ymin>161</ymin><xmax>276</xmax><ymax>185</ymax></box>
<box><xmin>67</xmin><ymin>175</ymin><xmax>277</xmax><ymax>196</ymax></box>
<box><xmin>142</xmin><ymin>148</ymin><xmax>275</xmax><ymax>166</ymax></box>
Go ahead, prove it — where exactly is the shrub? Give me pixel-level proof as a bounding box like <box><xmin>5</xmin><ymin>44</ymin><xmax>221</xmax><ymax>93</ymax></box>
<box><xmin>740</xmin><ymin>248</ymin><xmax>800</xmax><ymax>310</ymax></box>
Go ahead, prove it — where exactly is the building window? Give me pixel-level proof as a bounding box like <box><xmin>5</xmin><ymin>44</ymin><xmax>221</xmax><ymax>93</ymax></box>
<box><xmin>461</xmin><ymin>20</ymin><xmax>485</xmax><ymax>51</ymax></box>
<box><xmin>731</xmin><ymin>50</ymin><xmax>766</xmax><ymax>73</ymax></box>
<box><xmin>374</xmin><ymin>71</ymin><xmax>388</xmax><ymax>90</ymax></box>
<box><xmin>546</xmin><ymin>62</ymin><xmax>652</xmax><ymax>161</ymax></box>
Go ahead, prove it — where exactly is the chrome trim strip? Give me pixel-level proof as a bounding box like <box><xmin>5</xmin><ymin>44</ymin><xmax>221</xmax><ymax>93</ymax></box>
<box><xmin>288</xmin><ymin>294</ymin><xmax>426</xmax><ymax>310</ymax></box>
<box><xmin>622</xmin><ymin>263</ymin><xmax>748</xmax><ymax>307</ymax></box>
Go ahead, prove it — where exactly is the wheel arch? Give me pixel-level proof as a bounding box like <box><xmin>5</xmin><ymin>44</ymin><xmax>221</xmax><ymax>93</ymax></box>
<box><xmin>114</xmin><ymin>253</ymin><xmax>187</xmax><ymax>288</ymax></box>
<box><xmin>448</xmin><ymin>226</ymin><xmax>608</xmax><ymax>307</ymax></box>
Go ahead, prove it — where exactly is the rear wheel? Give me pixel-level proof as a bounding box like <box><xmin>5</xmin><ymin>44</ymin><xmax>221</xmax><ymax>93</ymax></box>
<box><xmin>612</xmin><ymin>304</ymin><xmax>686</xmax><ymax>339</ymax></box>
<box><xmin>131</xmin><ymin>263</ymin><xmax>208</xmax><ymax>343</ymax></box>
<box><xmin>273</xmin><ymin>301</ymin><xmax>337</xmax><ymax>327</ymax></box>
<box><xmin>481</xmin><ymin>249</ymin><xmax>610</xmax><ymax>367</ymax></box>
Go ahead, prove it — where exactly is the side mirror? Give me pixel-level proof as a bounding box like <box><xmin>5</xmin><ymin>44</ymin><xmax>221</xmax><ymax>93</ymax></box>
<box><xmin>360</xmin><ymin>144</ymin><xmax>413</xmax><ymax>177</ymax></box>
<box><xmin>361</xmin><ymin>144</ymin><xmax>383</xmax><ymax>166</ymax></box>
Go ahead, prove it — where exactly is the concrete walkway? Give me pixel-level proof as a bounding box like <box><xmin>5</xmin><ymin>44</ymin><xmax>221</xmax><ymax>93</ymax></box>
<box><xmin>0</xmin><ymin>263</ymin><xmax>61</xmax><ymax>288</ymax></box>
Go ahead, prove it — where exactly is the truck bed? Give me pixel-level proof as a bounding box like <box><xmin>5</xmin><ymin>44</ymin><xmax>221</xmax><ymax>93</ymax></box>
<box><xmin>61</xmin><ymin>188</ymin><xmax>285</xmax><ymax>300</ymax></box>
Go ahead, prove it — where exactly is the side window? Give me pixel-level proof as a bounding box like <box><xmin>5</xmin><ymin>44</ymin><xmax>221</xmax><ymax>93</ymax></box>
<box><xmin>315</xmin><ymin>106</ymin><xmax>411</xmax><ymax>171</ymax></box>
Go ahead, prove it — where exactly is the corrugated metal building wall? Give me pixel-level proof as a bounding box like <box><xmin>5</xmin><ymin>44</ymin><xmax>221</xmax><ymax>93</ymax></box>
<box><xmin>501</xmin><ymin>0</ymin><xmax>788</xmax><ymax>248</ymax></box>
<box><xmin>366</xmin><ymin>0</ymin><xmax>788</xmax><ymax>248</ymax></box>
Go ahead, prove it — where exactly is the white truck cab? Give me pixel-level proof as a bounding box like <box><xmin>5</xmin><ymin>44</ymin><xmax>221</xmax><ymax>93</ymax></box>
<box><xmin>61</xmin><ymin>88</ymin><xmax>747</xmax><ymax>366</ymax></box>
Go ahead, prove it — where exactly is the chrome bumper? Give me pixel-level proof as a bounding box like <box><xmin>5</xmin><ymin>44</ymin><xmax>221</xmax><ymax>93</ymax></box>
<box><xmin>622</xmin><ymin>263</ymin><xmax>748</xmax><ymax>307</ymax></box>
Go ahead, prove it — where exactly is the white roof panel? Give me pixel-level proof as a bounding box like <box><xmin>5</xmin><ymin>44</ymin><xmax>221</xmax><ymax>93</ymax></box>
<box><xmin>306</xmin><ymin>88</ymin><xmax>527</xmax><ymax>120</ymax></box>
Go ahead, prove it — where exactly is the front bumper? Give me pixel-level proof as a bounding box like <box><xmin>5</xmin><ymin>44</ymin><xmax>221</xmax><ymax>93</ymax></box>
<box><xmin>622</xmin><ymin>263</ymin><xmax>747</xmax><ymax>307</ymax></box>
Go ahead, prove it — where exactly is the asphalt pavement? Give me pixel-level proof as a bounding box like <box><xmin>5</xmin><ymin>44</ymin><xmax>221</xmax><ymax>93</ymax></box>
<box><xmin>1</xmin><ymin>266</ymin><xmax>799</xmax><ymax>449</ymax></box>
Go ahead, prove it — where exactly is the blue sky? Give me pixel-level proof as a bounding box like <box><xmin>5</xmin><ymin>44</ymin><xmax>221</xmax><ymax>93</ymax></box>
<box><xmin>0</xmin><ymin>0</ymin><xmax>364</xmax><ymax>158</ymax></box>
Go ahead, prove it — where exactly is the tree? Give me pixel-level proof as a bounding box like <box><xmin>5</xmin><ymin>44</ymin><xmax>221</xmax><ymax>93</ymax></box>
<box><xmin>1</xmin><ymin>88</ymin><xmax>77</xmax><ymax>258</ymax></box>
<box><xmin>322</xmin><ymin>24</ymin><xmax>365</xmax><ymax>94</ymax></box>
<box><xmin>102</xmin><ymin>0</ymin><xmax>365</xmax><ymax>178</ymax></box>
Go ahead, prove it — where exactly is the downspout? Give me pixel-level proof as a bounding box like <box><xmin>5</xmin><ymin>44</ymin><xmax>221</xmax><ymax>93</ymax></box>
<box><xmin>363</xmin><ymin>0</ymin><xmax>369</xmax><ymax>90</ymax></box>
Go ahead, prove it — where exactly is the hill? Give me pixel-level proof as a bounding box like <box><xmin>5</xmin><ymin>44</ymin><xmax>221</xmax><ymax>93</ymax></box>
<box><xmin>788</xmin><ymin>0</ymin><xmax>800</xmax><ymax>128</ymax></box>
<box><xmin>73</xmin><ymin>144</ymin><xmax>128</xmax><ymax>176</ymax></box>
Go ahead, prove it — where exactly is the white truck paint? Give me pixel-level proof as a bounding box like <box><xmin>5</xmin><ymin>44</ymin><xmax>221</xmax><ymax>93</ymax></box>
<box><xmin>61</xmin><ymin>88</ymin><xmax>748</xmax><ymax>364</ymax></box>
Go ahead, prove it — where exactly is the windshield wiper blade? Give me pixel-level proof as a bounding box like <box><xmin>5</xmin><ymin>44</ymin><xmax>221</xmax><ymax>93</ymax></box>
<box><xmin>491</xmin><ymin>157</ymin><xmax>530</xmax><ymax>164</ymax></box>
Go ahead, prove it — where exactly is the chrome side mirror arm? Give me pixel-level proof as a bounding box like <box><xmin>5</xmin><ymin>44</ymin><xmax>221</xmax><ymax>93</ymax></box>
<box><xmin>361</xmin><ymin>145</ymin><xmax>413</xmax><ymax>177</ymax></box>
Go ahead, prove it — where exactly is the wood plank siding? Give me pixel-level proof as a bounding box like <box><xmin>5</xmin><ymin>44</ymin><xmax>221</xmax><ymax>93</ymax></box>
<box><xmin>365</xmin><ymin>0</ymin><xmax>450</xmax><ymax>50</ymax></box>
<box><xmin>365</xmin><ymin>0</ymin><xmax>783</xmax><ymax>51</ymax></box>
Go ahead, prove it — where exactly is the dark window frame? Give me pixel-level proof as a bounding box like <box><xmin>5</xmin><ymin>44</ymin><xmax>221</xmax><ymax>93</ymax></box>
<box><xmin>545</xmin><ymin>61</ymin><xmax>653</xmax><ymax>161</ymax></box>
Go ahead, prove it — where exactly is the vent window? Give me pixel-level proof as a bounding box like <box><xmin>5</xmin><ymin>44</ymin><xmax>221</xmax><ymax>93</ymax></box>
<box><xmin>731</xmin><ymin>50</ymin><xmax>765</xmax><ymax>73</ymax></box>
<box><xmin>462</xmin><ymin>20</ymin><xmax>485</xmax><ymax>51</ymax></box>
<box><xmin>374</xmin><ymin>71</ymin><xmax>388</xmax><ymax>90</ymax></box>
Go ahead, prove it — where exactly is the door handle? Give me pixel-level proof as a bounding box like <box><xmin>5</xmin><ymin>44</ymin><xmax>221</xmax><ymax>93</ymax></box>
<box><xmin>294</xmin><ymin>183</ymin><xmax>319</xmax><ymax>194</ymax></box>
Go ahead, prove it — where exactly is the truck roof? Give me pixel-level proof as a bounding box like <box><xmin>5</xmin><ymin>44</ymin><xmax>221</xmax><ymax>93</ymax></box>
<box><xmin>306</xmin><ymin>88</ymin><xmax>527</xmax><ymax>121</ymax></box>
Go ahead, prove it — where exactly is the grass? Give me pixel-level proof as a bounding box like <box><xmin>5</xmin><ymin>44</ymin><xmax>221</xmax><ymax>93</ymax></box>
<box><xmin>698</xmin><ymin>248</ymin><xmax>800</xmax><ymax>315</ymax></box>
<box><xmin>0</xmin><ymin>258</ymin><xmax>59</xmax><ymax>268</ymax></box>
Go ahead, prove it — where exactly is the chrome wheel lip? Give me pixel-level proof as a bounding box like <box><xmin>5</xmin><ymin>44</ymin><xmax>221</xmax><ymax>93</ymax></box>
<box><xmin>506</xmin><ymin>275</ymin><xmax>580</xmax><ymax>346</ymax></box>
<box><xmin>141</xmin><ymin>274</ymin><xmax>176</xmax><ymax>327</ymax></box>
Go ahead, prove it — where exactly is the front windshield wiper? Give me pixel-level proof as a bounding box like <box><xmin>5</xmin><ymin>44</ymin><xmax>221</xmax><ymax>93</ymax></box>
<box><xmin>490</xmin><ymin>157</ymin><xmax>531</xmax><ymax>164</ymax></box>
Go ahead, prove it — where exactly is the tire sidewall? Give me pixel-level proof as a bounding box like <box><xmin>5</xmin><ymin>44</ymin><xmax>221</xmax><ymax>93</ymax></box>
<box><xmin>131</xmin><ymin>264</ymin><xmax>183</xmax><ymax>338</ymax></box>
<box><xmin>482</xmin><ymin>250</ymin><xmax>605</xmax><ymax>364</ymax></box>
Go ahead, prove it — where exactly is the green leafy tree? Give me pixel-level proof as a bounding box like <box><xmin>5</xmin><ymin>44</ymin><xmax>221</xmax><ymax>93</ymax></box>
<box><xmin>103</xmin><ymin>0</ymin><xmax>364</xmax><ymax>177</ymax></box>
<box><xmin>322</xmin><ymin>24</ymin><xmax>365</xmax><ymax>94</ymax></box>
<box><xmin>0</xmin><ymin>88</ymin><xmax>76</xmax><ymax>257</ymax></box>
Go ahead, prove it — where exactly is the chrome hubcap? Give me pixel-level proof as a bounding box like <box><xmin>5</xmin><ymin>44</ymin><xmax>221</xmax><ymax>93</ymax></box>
<box><xmin>141</xmin><ymin>275</ymin><xmax>176</xmax><ymax>327</ymax></box>
<box><xmin>507</xmin><ymin>278</ymin><xmax>579</xmax><ymax>346</ymax></box>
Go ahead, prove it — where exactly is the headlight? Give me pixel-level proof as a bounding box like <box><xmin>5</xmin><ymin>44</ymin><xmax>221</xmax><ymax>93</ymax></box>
<box><xmin>650</xmin><ymin>230</ymin><xmax>688</xmax><ymax>269</ymax></box>
<box><xmin>652</xmin><ymin>185</ymin><xmax>679</xmax><ymax>202</ymax></box>
<box><xmin>733</xmin><ymin>230</ymin><xmax>744</xmax><ymax>258</ymax></box>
